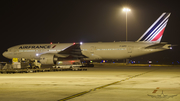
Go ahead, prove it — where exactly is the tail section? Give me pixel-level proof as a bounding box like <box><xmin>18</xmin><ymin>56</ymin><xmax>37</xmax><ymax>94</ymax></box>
<box><xmin>137</xmin><ymin>12</ymin><xmax>171</xmax><ymax>43</ymax></box>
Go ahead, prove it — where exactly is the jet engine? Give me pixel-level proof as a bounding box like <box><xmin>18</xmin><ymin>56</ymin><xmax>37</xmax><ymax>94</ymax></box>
<box><xmin>40</xmin><ymin>54</ymin><xmax>58</xmax><ymax>65</ymax></box>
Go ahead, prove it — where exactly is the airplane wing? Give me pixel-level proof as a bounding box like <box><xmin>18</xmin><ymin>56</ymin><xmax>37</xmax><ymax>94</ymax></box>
<box><xmin>167</xmin><ymin>95</ymin><xmax>178</xmax><ymax>98</ymax></box>
<box><xmin>56</xmin><ymin>43</ymin><xmax>87</xmax><ymax>59</ymax></box>
<box><xmin>147</xmin><ymin>94</ymin><xmax>156</xmax><ymax>98</ymax></box>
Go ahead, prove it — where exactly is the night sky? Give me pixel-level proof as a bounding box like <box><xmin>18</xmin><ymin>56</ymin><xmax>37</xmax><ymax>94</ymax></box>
<box><xmin>1</xmin><ymin>0</ymin><xmax>180</xmax><ymax>63</ymax></box>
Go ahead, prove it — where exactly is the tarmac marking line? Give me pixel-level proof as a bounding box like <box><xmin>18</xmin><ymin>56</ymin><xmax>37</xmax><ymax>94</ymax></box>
<box><xmin>58</xmin><ymin>69</ymin><xmax>158</xmax><ymax>101</ymax></box>
<box><xmin>58</xmin><ymin>91</ymin><xmax>89</xmax><ymax>101</ymax></box>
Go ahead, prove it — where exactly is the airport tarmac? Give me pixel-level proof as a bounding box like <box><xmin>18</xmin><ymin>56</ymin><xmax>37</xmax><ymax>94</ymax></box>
<box><xmin>0</xmin><ymin>65</ymin><xmax>180</xmax><ymax>101</ymax></box>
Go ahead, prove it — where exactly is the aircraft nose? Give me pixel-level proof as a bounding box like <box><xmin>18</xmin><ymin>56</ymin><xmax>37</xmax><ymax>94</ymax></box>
<box><xmin>2</xmin><ymin>51</ymin><xmax>12</xmax><ymax>59</ymax></box>
<box><xmin>2</xmin><ymin>51</ymin><xmax>7</xmax><ymax>58</ymax></box>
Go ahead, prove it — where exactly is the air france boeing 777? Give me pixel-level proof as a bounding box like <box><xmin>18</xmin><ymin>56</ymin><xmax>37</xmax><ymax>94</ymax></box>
<box><xmin>3</xmin><ymin>13</ymin><xmax>172</xmax><ymax>66</ymax></box>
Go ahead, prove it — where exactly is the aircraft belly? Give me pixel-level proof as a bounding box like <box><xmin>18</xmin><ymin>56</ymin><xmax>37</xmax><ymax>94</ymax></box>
<box><xmin>132</xmin><ymin>49</ymin><xmax>165</xmax><ymax>57</ymax></box>
<box><xmin>82</xmin><ymin>48</ymin><xmax>165</xmax><ymax>60</ymax></box>
<box><xmin>97</xmin><ymin>51</ymin><xmax>127</xmax><ymax>59</ymax></box>
<box><xmin>82</xmin><ymin>50</ymin><xmax>130</xmax><ymax>60</ymax></box>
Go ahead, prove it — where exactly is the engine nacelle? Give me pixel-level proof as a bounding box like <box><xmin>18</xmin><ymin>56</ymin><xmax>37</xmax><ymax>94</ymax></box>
<box><xmin>40</xmin><ymin>54</ymin><xmax>58</xmax><ymax>65</ymax></box>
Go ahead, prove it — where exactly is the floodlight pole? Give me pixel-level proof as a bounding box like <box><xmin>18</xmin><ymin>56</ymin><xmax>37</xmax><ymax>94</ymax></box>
<box><xmin>123</xmin><ymin>8</ymin><xmax>131</xmax><ymax>65</ymax></box>
<box><xmin>126</xmin><ymin>11</ymin><xmax>128</xmax><ymax>41</ymax></box>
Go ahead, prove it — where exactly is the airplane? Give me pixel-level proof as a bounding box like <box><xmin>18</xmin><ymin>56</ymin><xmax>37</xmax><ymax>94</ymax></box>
<box><xmin>3</xmin><ymin>12</ymin><xmax>172</xmax><ymax>68</ymax></box>
<box><xmin>147</xmin><ymin>90</ymin><xmax>178</xmax><ymax>99</ymax></box>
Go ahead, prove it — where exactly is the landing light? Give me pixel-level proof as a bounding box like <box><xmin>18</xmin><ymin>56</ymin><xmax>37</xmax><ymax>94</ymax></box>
<box><xmin>58</xmin><ymin>61</ymin><xmax>63</xmax><ymax>64</ymax></box>
<box><xmin>36</xmin><ymin>54</ymin><xmax>39</xmax><ymax>56</ymax></box>
<box><xmin>80</xmin><ymin>42</ymin><xmax>83</xmax><ymax>45</ymax></box>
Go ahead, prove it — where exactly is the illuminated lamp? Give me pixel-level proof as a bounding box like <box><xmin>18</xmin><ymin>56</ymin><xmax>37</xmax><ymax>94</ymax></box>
<box><xmin>36</xmin><ymin>54</ymin><xmax>39</xmax><ymax>56</ymax></box>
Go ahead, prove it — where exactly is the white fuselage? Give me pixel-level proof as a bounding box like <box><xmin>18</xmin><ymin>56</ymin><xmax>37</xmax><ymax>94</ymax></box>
<box><xmin>2</xmin><ymin>41</ymin><xmax>169</xmax><ymax>60</ymax></box>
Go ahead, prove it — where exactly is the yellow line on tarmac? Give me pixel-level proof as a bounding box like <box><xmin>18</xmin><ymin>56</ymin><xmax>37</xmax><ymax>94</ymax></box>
<box><xmin>58</xmin><ymin>91</ymin><xmax>89</xmax><ymax>101</ymax></box>
<box><xmin>58</xmin><ymin>69</ymin><xmax>157</xmax><ymax>101</ymax></box>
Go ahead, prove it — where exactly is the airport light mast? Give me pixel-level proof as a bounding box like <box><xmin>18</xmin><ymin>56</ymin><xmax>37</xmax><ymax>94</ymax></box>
<box><xmin>123</xmin><ymin>8</ymin><xmax>131</xmax><ymax>41</ymax></box>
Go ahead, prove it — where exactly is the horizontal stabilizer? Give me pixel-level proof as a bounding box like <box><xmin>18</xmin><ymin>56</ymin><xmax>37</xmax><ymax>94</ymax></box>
<box><xmin>144</xmin><ymin>42</ymin><xmax>171</xmax><ymax>49</ymax></box>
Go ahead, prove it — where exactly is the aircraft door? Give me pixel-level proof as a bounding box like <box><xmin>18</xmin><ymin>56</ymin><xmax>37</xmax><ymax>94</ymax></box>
<box><xmin>90</xmin><ymin>46</ymin><xmax>96</xmax><ymax>53</ymax></box>
<box><xmin>14</xmin><ymin>48</ymin><xmax>18</xmax><ymax>55</ymax></box>
<box><xmin>127</xmin><ymin>46</ymin><xmax>133</xmax><ymax>53</ymax></box>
